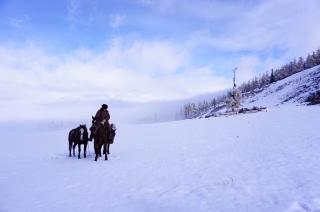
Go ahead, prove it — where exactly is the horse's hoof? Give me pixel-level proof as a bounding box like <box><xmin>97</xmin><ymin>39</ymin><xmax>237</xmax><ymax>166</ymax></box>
<box><xmin>105</xmin><ymin>156</ymin><xmax>108</xmax><ymax>160</ymax></box>
<box><xmin>78</xmin><ymin>157</ymin><xmax>81</xmax><ymax>159</ymax></box>
<box><xmin>84</xmin><ymin>156</ymin><xmax>86</xmax><ymax>158</ymax></box>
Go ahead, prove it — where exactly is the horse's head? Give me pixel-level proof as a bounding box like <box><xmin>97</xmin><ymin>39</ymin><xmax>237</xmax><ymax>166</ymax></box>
<box><xmin>110</xmin><ymin>123</ymin><xmax>116</xmax><ymax>131</ymax></box>
<box><xmin>76</xmin><ymin>124</ymin><xmax>88</xmax><ymax>142</ymax></box>
<box><xmin>79</xmin><ymin>124</ymin><xmax>88</xmax><ymax>133</ymax></box>
<box><xmin>91</xmin><ymin>116</ymin><xmax>96</xmax><ymax>124</ymax></box>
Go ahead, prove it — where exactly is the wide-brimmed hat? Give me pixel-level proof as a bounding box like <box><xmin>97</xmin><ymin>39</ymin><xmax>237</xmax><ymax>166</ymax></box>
<box><xmin>101</xmin><ymin>104</ymin><xmax>108</xmax><ymax>109</ymax></box>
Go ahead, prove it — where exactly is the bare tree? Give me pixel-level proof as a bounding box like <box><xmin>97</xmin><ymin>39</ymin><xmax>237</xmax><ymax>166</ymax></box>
<box><xmin>226</xmin><ymin>68</ymin><xmax>241</xmax><ymax>112</ymax></box>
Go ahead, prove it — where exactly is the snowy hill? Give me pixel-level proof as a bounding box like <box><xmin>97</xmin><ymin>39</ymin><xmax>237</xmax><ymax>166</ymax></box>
<box><xmin>1</xmin><ymin>105</ymin><xmax>320</xmax><ymax>212</ymax></box>
<box><xmin>202</xmin><ymin>65</ymin><xmax>320</xmax><ymax>118</ymax></box>
<box><xmin>243</xmin><ymin>65</ymin><xmax>320</xmax><ymax>108</ymax></box>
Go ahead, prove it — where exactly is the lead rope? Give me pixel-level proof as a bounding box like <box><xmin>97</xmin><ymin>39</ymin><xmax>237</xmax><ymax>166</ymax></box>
<box><xmin>88</xmin><ymin>140</ymin><xmax>91</xmax><ymax>156</ymax></box>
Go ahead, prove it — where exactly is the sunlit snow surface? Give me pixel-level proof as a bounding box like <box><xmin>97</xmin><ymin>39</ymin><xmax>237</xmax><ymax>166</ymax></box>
<box><xmin>1</xmin><ymin>105</ymin><xmax>320</xmax><ymax>212</ymax></box>
<box><xmin>244</xmin><ymin>65</ymin><xmax>320</xmax><ymax>108</ymax></box>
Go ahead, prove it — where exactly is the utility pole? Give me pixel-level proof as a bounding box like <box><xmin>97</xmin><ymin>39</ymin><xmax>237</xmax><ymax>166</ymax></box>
<box><xmin>232</xmin><ymin>67</ymin><xmax>237</xmax><ymax>90</ymax></box>
<box><xmin>227</xmin><ymin>67</ymin><xmax>241</xmax><ymax>112</ymax></box>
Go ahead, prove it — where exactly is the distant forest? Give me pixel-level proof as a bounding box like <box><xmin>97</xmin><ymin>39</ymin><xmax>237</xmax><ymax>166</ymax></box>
<box><xmin>181</xmin><ymin>48</ymin><xmax>320</xmax><ymax>119</ymax></box>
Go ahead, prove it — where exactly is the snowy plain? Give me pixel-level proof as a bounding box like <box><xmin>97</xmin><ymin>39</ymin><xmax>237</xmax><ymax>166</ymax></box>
<box><xmin>1</xmin><ymin>104</ymin><xmax>320</xmax><ymax>212</ymax></box>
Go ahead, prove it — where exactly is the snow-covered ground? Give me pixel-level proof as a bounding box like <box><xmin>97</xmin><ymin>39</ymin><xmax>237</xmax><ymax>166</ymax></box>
<box><xmin>244</xmin><ymin>65</ymin><xmax>320</xmax><ymax>108</ymax></box>
<box><xmin>1</xmin><ymin>105</ymin><xmax>320</xmax><ymax>212</ymax></box>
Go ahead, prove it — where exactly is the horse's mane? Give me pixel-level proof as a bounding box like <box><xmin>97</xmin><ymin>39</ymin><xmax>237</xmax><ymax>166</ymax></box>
<box><xmin>77</xmin><ymin>125</ymin><xmax>87</xmax><ymax>130</ymax></box>
<box><xmin>71</xmin><ymin>125</ymin><xmax>88</xmax><ymax>136</ymax></box>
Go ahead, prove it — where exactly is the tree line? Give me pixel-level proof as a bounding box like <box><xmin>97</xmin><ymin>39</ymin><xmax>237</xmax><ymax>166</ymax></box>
<box><xmin>180</xmin><ymin>48</ymin><xmax>320</xmax><ymax>119</ymax></box>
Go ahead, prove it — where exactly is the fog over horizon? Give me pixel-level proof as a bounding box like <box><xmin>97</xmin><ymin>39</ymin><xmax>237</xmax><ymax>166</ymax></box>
<box><xmin>1</xmin><ymin>90</ymin><xmax>227</xmax><ymax>130</ymax></box>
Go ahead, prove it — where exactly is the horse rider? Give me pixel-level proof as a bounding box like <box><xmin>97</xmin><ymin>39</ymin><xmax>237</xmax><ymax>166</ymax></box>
<box><xmin>95</xmin><ymin>104</ymin><xmax>110</xmax><ymax>126</ymax></box>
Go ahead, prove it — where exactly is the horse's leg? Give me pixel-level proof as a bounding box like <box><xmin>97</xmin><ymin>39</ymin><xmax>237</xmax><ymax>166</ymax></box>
<box><xmin>78</xmin><ymin>143</ymin><xmax>81</xmax><ymax>159</ymax></box>
<box><xmin>94</xmin><ymin>142</ymin><xmax>99</xmax><ymax>161</ymax></box>
<box><xmin>84</xmin><ymin>143</ymin><xmax>87</xmax><ymax>158</ymax></box>
<box><xmin>103</xmin><ymin>143</ymin><xmax>108</xmax><ymax>160</ymax></box>
<box><xmin>69</xmin><ymin>141</ymin><xmax>72</xmax><ymax>157</ymax></box>
<box><xmin>105</xmin><ymin>146</ymin><xmax>108</xmax><ymax>160</ymax></box>
<box><xmin>107</xmin><ymin>144</ymin><xmax>110</xmax><ymax>154</ymax></box>
<box><xmin>73</xmin><ymin>143</ymin><xmax>76</xmax><ymax>156</ymax></box>
<box><xmin>103</xmin><ymin>144</ymin><xmax>106</xmax><ymax>155</ymax></box>
<box><xmin>97</xmin><ymin>143</ymin><xmax>102</xmax><ymax>160</ymax></box>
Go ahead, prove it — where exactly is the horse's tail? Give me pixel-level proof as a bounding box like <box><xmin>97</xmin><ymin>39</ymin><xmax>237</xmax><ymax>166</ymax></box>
<box><xmin>68</xmin><ymin>129</ymin><xmax>75</xmax><ymax>143</ymax></box>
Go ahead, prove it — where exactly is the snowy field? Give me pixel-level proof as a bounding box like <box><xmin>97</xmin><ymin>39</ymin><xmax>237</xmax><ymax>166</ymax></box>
<box><xmin>1</xmin><ymin>105</ymin><xmax>320</xmax><ymax>212</ymax></box>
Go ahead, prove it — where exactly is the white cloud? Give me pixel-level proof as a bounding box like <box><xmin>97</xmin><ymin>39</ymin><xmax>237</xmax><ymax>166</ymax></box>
<box><xmin>235</xmin><ymin>56</ymin><xmax>261</xmax><ymax>83</ymax></box>
<box><xmin>0</xmin><ymin>40</ymin><xmax>230</xmax><ymax>109</ymax></box>
<box><xmin>109</xmin><ymin>14</ymin><xmax>125</xmax><ymax>29</ymax></box>
<box><xmin>67</xmin><ymin>0</ymin><xmax>81</xmax><ymax>24</ymax></box>
<box><xmin>7</xmin><ymin>14</ymin><xmax>30</xmax><ymax>29</ymax></box>
<box><xmin>115</xmin><ymin>40</ymin><xmax>188</xmax><ymax>74</ymax></box>
<box><xmin>187</xmin><ymin>0</ymin><xmax>320</xmax><ymax>55</ymax></box>
<box><xmin>67</xmin><ymin>0</ymin><xmax>97</xmax><ymax>26</ymax></box>
<box><xmin>180</xmin><ymin>0</ymin><xmax>320</xmax><ymax>86</ymax></box>
<box><xmin>8</xmin><ymin>18</ymin><xmax>24</xmax><ymax>29</ymax></box>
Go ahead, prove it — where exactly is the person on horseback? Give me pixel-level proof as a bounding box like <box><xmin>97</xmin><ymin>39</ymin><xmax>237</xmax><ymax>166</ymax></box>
<box><xmin>95</xmin><ymin>104</ymin><xmax>110</xmax><ymax>126</ymax></box>
<box><xmin>93</xmin><ymin>104</ymin><xmax>111</xmax><ymax>161</ymax></box>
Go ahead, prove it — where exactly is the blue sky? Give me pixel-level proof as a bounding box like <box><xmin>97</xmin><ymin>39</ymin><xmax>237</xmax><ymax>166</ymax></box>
<box><xmin>1</xmin><ymin>0</ymin><xmax>320</xmax><ymax>121</ymax></box>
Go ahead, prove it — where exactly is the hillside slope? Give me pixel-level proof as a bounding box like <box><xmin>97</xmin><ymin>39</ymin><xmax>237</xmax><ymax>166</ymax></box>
<box><xmin>202</xmin><ymin>65</ymin><xmax>320</xmax><ymax>118</ymax></box>
<box><xmin>244</xmin><ymin>65</ymin><xmax>320</xmax><ymax>108</ymax></box>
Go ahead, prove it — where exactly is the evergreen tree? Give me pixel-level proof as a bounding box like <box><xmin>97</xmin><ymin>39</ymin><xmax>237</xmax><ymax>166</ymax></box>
<box><xmin>296</xmin><ymin>57</ymin><xmax>305</xmax><ymax>72</ymax></box>
<box><xmin>270</xmin><ymin>69</ymin><xmax>275</xmax><ymax>83</ymax></box>
<box><xmin>305</xmin><ymin>53</ymin><xmax>316</xmax><ymax>69</ymax></box>
<box><xmin>212</xmin><ymin>98</ymin><xmax>217</xmax><ymax>109</ymax></box>
<box><xmin>315</xmin><ymin>49</ymin><xmax>320</xmax><ymax>65</ymax></box>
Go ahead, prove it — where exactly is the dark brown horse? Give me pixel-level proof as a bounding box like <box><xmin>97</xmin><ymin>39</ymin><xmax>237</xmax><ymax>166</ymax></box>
<box><xmin>68</xmin><ymin>124</ymin><xmax>89</xmax><ymax>159</ymax></box>
<box><xmin>94</xmin><ymin>123</ymin><xmax>116</xmax><ymax>161</ymax></box>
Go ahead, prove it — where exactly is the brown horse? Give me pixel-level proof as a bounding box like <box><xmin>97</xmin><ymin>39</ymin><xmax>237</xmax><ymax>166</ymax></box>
<box><xmin>94</xmin><ymin>123</ymin><xmax>116</xmax><ymax>161</ymax></box>
<box><xmin>68</xmin><ymin>125</ymin><xmax>89</xmax><ymax>159</ymax></box>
